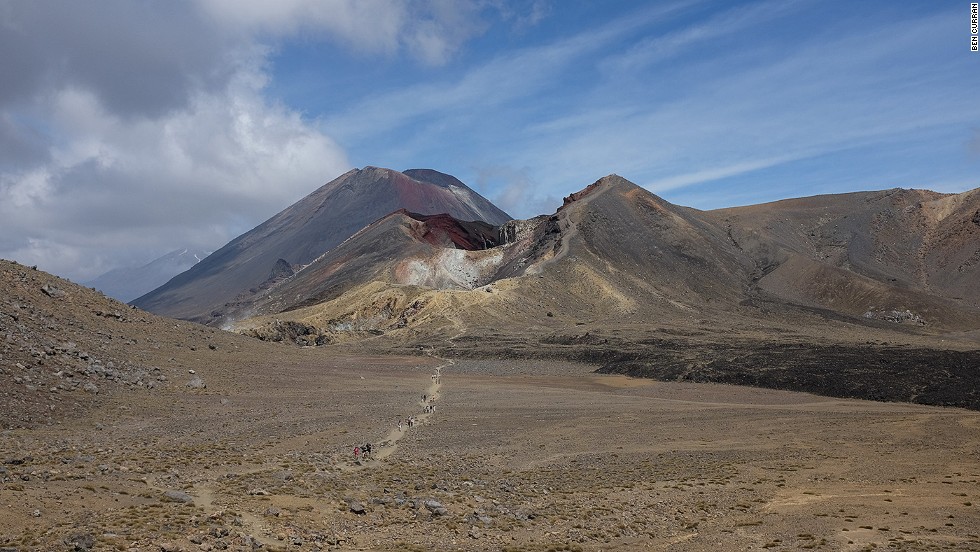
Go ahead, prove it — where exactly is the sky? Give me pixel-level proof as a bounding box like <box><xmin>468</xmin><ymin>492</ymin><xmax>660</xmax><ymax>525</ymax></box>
<box><xmin>1</xmin><ymin>0</ymin><xmax>979</xmax><ymax>282</ymax></box>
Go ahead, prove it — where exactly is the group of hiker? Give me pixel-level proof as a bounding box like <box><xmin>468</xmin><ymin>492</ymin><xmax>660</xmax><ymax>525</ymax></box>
<box><xmin>420</xmin><ymin>391</ymin><xmax>438</xmax><ymax>414</ymax></box>
<box><xmin>397</xmin><ymin>417</ymin><xmax>417</xmax><ymax>431</ymax></box>
<box><xmin>351</xmin><ymin>367</ymin><xmax>442</xmax><ymax>463</ymax></box>
<box><xmin>352</xmin><ymin>442</ymin><xmax>372</xmax><ymax>461</ymax></box>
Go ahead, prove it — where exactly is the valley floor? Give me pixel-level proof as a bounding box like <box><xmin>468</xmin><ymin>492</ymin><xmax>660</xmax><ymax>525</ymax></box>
<box><xmin>2</xmin><ymin>352</ymin><xmax>979</xmax><ymax>551</ymax></box>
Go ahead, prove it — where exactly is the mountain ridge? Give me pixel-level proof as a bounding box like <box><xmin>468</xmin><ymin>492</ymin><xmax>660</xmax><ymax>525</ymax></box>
<box><xmin>230</xmin><ymin>173</ymin><xmax>980</xmax><ymax>346</ymax></box>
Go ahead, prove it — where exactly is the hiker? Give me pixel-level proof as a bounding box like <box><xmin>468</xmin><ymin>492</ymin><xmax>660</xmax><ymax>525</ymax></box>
<box><xmin>397</xmin><ymin>419</ymin><xmax>403</xmax><ymax>431</ymax></box>
<box><xmin>353</xmin><ymin>446</ymin><xmax>361</xmax><ymax>461</ymax></box>
<box><xmin>362</xmin><ymin>443</ymin><xmax>372</xmax><ymax>459</ymax></box>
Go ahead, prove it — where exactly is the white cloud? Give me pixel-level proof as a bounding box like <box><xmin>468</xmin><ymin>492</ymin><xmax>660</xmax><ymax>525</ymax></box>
<box><xmin>0</xmin><ymin>67</ymin><xmax>351</xmax><ymax>280</ymax></box>
<box><xmin>1</xmin><ymin>168</ymin><xmax>54</xmax><ymax>209</ymax></box>
<box><xmin>198</xmin><ymin>0</ymin><xmax>491</xmax><ymax>66</ymax></box>
<box><xmin>0</xmin><ymin>6</ymin><xmax>353</xmax><ymax>281</ymax></box>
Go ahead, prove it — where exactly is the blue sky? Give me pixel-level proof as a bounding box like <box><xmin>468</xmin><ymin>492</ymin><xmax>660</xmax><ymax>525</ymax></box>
<box><xmin>1</xmin><ymin>0</ymin><xmax>978</xmax><ymax>280</ymax></box>
<box><xmin>278</xmin><ymin>0</ymin><xmax>979</xmax><ymax>213</ymax></box>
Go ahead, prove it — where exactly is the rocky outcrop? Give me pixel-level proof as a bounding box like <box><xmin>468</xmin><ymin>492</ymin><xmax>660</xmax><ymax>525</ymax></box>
<box><xmin>269</xmin><ymin>258</ymin><xmax>295</xmax><ymax>280</ymax></box>
<box><xmin>863</xmin><ymin>309</ymin><xmax>926</xmax><ymax>325</ymax></box>
<box><xmin>241</xmin><ymin>319</ymin><xmax>329</xmax><ymax>346</ymax></box>
<box><xmin>400</xmin><ymin>211</ymin><xmax>501</xmax><ymax>251</ymax></box>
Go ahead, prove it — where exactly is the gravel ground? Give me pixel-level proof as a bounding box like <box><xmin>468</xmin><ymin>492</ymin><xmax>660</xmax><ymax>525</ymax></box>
<box><xmin>3</xmin><ymin>350</ymin><xmax>979</xmax><ymax>551</ymax></box>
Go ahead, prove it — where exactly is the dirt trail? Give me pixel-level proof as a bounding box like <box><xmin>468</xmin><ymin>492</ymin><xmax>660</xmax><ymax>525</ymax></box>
<box><xmin>145</xmin><ymin>358</ymin><xmax>449</xmax><ymax>546</ymax></box>
<box><xmin>141</xmin><ymin>467</ymin><xmax>281</xmax><ymax>549</ymax></box>
<box><xmin>346</xmin><ymin>359</ymin><xmax>448</xmax><ymax>468</ymax></box>
<box><xmin>190</xmin><ymin>483</ymin><xmax>281</xmax><ymax>549</ymax></box>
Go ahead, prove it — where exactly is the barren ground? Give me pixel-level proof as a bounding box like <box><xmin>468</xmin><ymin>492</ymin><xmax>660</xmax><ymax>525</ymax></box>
<box><xmin>3</xmin><ymin>349</ymin><xmax>979</xmax><ymax>552</ymax></box>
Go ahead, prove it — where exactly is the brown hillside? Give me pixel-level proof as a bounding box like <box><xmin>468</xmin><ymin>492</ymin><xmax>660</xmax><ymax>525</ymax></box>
<box><xmin>0</xmin><ymin>259</ymin><xmax>280</xmax><ymax>429</ymax></box>
<box><xmin>706</xmin><ymin>187</ymin><xmax>980</xmax><ymax>325</ymax></box>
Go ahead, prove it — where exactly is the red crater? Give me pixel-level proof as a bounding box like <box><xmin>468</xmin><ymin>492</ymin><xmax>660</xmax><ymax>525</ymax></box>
<box><xmin>398</xmin><ymin>210</ymin><xmax>500</xmax><ymax>251</ymax></box>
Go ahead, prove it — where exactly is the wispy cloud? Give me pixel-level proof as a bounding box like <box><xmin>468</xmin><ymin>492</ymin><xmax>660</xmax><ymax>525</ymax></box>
<box><xmin>482</xmin><ymin>5</ymin><xmax>980</xmax><ymax>207</ymax></box>
<box><xmin>323</xmin><ymin>0</ymin><xmax>700</xmax><ymax>142</ymax></box>
<box><xmin>606</xmin><ymin>0</ymin><xmax>807</xmax><ymax>72</ymax></box>
<box><xmin>644</xmin><ymin>154</ymin><xmax>809</xmax><ymax>193</ymax></box>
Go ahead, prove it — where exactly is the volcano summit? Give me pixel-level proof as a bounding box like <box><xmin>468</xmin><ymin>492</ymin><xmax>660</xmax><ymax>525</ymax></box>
<box><xmin>132</xmin><ymin>167</ymin><xmax>510</xmax><ymax>323</ymax></box>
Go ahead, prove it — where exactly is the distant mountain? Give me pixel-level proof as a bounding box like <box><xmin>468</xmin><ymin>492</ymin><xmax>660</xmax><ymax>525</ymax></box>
<box><xmin>86</xmin><ymin>248</ymin><xmax>210</xmax><ymax>302</ymax></box>
<box><xmin>230</xmin><ymin>174</ymin><xmax>980</xmax><ymax>344</ymax></box>
<box><xmin>132</xmin><ymin>167</ymin><xmax>511</xmax><ymax>322</ymax></box>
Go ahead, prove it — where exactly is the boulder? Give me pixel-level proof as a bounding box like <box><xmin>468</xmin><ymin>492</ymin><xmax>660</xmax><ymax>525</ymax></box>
<box><xmin>64</xmin><ymin>533</ymin><xmax>94</xmax><ymax>551</ymax></box>
<box><xmin>40</xmin><ymin>284</ymin><xmax>66</xmax><ymax>298</ymax></box>
<box><xmin>424</xmin><ymin>499</ymin><xmax>448</xmax><ymax>516</ymax></box>
<box><xmin>164</xmin><ymin>490</ymin><xmax>194</xmax><ymax>503</ymax></box>
<box><xmin>349</xmin><ymin>500</ymin><xmax>366</xmax><ymax>515</ymax></box>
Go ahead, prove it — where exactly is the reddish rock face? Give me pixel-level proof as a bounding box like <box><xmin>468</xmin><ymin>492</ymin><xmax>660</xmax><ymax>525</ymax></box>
<box><xmin>399</xmin><ymin>211</ymin><xmax>500</xmax><ymax>251</ymax></box>
<box><xmin>559</xmin><ymin>179</ymin><xmax>604</xmax><ymax>210</ymax></box>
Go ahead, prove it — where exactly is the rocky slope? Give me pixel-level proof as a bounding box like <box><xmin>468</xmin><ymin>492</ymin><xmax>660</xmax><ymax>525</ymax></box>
<box><xmin>706</xmin><ymin>187</ymin><xmax>980</xmax><ymax>325</ymax></box>
<box><xmin>0</xmin><ymin>259</ymin><xmax>271</xmax><ymax>429</ymax></box>
<box><xmin>132</xmin><ymin>167</ymin><xmax>511</xmax><ymax>323</ymax></box>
